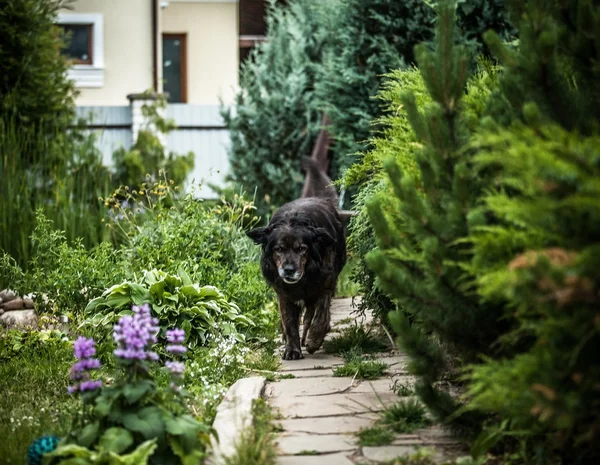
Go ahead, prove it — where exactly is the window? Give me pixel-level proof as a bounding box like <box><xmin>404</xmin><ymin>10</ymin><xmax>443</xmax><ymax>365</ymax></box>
<box><xmin>57</xmin><ymin>13</ymin><xmax>104</xmax><ymax>88</ymax></box>
<box><xmin>162</xmin><ymin>34</ymin><xmax>187</xmax><ymax>103</ymax></box>
<box><xmin>59</xmin><ymin>24</ymin><xmax>93</xmax><ymax>64</ymax></box>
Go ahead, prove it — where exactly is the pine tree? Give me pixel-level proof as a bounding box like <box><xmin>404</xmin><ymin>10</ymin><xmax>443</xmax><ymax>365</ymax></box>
<box><xmin>365</xmin><ymin>0</ymin><xmax>504</xmax><ymax>423</ymax></box>
<box><xmin>463</xmin><ymin>1</ymin><xmax>600</xmax><ymax>461</ymax></box>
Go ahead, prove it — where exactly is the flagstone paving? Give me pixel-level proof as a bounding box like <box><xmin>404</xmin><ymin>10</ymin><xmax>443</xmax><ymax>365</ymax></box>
<box><xmin>265</xmin><ymin>297</ymin><xmax>467</xmax><ymax>465</ymax></box>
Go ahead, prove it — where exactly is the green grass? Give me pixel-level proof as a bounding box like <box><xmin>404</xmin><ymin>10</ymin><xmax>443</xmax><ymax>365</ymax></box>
<box><xmin>381</xmin><ymin>398</ymin><xmax>430</xmax><ymax>433</ymax></box>
<box><xmin>392</xmin><ymin>380</ymin><xmax>414</xmax><ymax>397</ymax></box>
<box><xmin>358</xmin><ymin>425</ymin><xmax>394</xmax><ymax>446</ymax></box>
<box><xmin>0</xmin><ymin>344</ymin><xmax>80</xmax><ymax>465</ymax></box>
<box><xmin>324</xmin><ymin>324</ymin><xmax>390</xmax><ymax>355</ymax></box>
<box><xmin>223</xmin><ymin>398</ymin><xmax>278</xmax><ymax>465</ymax></box>
<box><xmin>333</xmin><ymin>349</ymin><xmax>388</xmax><ymax>380</ymax></box>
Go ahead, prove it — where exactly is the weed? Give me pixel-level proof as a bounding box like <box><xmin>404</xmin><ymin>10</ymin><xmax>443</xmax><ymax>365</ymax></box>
<box><xmin>333</xmin><ymin>349</ymin><xmax>388</xmax><ymax>380</ymax></box>
<box><xmin>382</xmin><ymin>447</ymin><xmax>438</xmax><ymax>465</ymax></box>
<box><xmin>324</xmin><ymin>323</ymin><xmax>390</xmax><ymax>354</ymax></box>
<box><xmin>381</xmin><ymin>398</ymin><xmax>430</xmax><ymax>433</ymax></box>
<box><xmin>358</xmin><ymin>425</ymin><xmax>394</xmax><ymax>446</ymax></box>
<box><xmin>392</xmin><ymin>380</ymin><xmax>414</xmax><ymax>397</ymax></box>
<box><xmin>336</xmin><ymin>258</ymin><xmax>361</xmax><ymax>297</ymax></box>
<box><xmin>223</xmin><ymin>398</ymin><xmax>278</xmax><ymax>465</ymax></box>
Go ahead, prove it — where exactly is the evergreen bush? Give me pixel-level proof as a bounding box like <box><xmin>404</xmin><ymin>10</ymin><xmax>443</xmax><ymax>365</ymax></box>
<box><xmin>222</xmin><ymin>0</ymin><xmax>325</xmax><ymax>215</ymax></box>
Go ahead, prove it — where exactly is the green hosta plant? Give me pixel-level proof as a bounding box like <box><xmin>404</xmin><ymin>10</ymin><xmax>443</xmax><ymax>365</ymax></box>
<box><xmin>83</xmin><ymin>269</ymin><xmax>254</xmax><ymax>349</ymax></box>
<box><xmin>48</xmin><ymin>305</ymin><xmax>212</xmax><ymax>465</ymax></box>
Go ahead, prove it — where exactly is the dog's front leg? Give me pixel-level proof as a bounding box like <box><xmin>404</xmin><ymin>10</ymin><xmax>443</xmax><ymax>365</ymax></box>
<box><xmin>278</xmin><ymin>297</ymin><xmax>303</xmax><ymax>360</ymax></box>
<box><xmin>301</xmin><ymin>305</ymin><xmax>315</xmax><ymax>347</ymax></box>
<box><xmin>305</xmin><ymin>292</ymin><xmax>332</xmax><ymax>354</ymax></box>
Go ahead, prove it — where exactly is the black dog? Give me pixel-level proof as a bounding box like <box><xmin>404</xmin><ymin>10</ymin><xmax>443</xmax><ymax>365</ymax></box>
<box><xmin>247</xmin><ymin>159</ymin><xmax>346</xmax><ymax>360</ymax></box>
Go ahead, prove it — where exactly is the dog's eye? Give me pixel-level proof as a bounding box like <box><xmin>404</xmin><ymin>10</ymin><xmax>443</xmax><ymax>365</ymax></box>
<box><xmin>295</xmin><ymin>244</ymin><xmax>308</xmax><ymax>253</ymax></box>
<box><xmin>273</xmin><ymin>245</ymin><xmax>283</xmax><ymax>253</ymax></box>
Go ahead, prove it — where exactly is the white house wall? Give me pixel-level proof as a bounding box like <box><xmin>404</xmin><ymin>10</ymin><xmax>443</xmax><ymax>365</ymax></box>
<box><xmin>161</xmin><ymin>1</ymin><xmax>239</xmax><ymax>105</ymax></box>
<box><xmin>61</xmin><ymin>0</ymin><xmax>157</xmax><ymax>105</ymax></box>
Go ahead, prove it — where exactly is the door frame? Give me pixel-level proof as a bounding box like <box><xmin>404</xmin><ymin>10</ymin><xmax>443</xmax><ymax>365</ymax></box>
<box><xmin>162</xmin><ymin>33</ymin><xmax>188</xmax><ymax>103</ymax></box>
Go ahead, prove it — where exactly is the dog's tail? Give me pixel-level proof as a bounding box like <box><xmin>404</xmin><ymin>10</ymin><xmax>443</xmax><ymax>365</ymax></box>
<box><xmin>301</xmin><ymin>157</ymin><xmax>338</xmax><ymax>204</ymax></box>
<box><xmin>301</xmin><ymin>157</ymin><xmax>357</xmax><ymax>221</ymax></box>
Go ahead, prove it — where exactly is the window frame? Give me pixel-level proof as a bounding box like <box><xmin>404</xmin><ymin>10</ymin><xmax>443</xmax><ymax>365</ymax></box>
<box><xmin>57</xmin><ymin>13</ymin><xmax>104</xmax><ymax>88</ymax></box>
<box><xmin>59</xmin><ymin>23</ymin><xmax>94</xmax><ymax>65</ymax></box>
<box><xmin>162</xmin><ymin>33</ymin><xmax>188</xmax><ymax>103</ymax></box>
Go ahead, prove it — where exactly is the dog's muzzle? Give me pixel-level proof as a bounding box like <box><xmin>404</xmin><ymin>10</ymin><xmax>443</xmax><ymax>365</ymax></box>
<box><xmin>279</xmin><ymin>266</ymin><xmax>302</xmax><ymax>284</ymax></box>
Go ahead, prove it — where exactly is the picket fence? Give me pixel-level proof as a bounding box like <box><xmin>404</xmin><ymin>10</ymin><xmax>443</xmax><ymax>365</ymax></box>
<box><xmin>75</xmin><ymin>104</ymin><xmax>231</xmax><ymax>199</ymax></box>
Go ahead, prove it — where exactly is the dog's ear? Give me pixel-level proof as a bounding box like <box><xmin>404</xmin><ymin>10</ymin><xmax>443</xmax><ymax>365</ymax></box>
<box><xmin>310</xmin><ymin>227</ymin><xmax>335</xmax><ymax>247</ymax></box>
<box><xmin>246</xmin><ymin>226</ymin><xmax>270</xmax><ymax>245</ymax></box>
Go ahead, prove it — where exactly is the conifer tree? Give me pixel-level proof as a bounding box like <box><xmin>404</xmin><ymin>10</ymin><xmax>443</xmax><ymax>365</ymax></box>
<box><xmin>365</xmin><ymin>0</ymin><xmax>503</xmax><ymax>423</ymax></box>
<box><xmin>222</xmin><ymin>0</ymin><xmax>325</xmax><ymax>214</ymax></box>
<box><xmin>463</xmin><ymin>1</ymin><xmax>600</xmax><ymax>461</ymax></box>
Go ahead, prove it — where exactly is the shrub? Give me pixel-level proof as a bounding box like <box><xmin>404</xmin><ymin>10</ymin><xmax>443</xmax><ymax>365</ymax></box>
<box><xmin>48</xmin><ymin>307</ymin><xmax>212</xmax><ymax>465</ymax></box>
<box><xmin>83</xmin><ymin>269</ymin><xmax>255</xmax><ymax>348</ymax></box>
<box><xmin>223</xmin><ymin>0</ymin><xmax>325</xmax><ymax>215</ymax></box>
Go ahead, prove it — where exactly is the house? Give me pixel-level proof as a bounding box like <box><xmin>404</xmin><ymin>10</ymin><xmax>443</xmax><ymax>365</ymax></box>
<box><xmin>57</xmin><ymin>0</ymin><xmax>269</xmax><ymax>197</ymax></box>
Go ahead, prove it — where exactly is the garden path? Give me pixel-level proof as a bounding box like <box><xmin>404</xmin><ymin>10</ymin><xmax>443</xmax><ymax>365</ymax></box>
<box><xmin>265</xmin><ymin>297</ymin><xmax>467</xmax><ymax>465</ymax></box>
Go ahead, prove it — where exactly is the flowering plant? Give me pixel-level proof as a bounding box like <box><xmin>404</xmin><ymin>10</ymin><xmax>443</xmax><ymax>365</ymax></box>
<box><xmin>47</xmin><ymin>304</ymin><xmax>212</xmax><ymax>465</ymax></box>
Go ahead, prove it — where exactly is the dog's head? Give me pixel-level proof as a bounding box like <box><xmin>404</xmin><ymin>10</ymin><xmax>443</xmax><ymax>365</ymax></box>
<box><xmin>247</xmin><ymin>224</ymin><xmax>333</xmax><ymax>285</ymax></box>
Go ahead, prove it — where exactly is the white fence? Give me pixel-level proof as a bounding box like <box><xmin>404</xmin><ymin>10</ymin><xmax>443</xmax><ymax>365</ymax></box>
<box><xmin>75</xmin><ymin>104</ymin><xmax>231</xmax><ymax>199</ymax></box>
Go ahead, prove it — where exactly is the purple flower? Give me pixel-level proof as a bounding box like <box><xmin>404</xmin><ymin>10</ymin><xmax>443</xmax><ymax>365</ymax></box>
<box><xmin>74</xmin><ymin>336</ymin><xmax>97</xmax><ymax>359</ymax></box>
<box><xmin>166</xmin><ymin>328</ymin><xmax>185</xmax><ymax>344</ymax></box>
<box><xmin>68</xmin><ymin>336</ymin><xmax>102</xmax><ymax>394</ymax></box>
<box><xmin>113</xmin><ymin>303</ymin><xmax>159</xmax><ymax>362</ymax></box>
<box><xmin>79</xmin><ymin>380</ymin><xmax>103</xmax><ymax>392</ymax></box>
<box><xmin>166</xmin><ymin>344</ymin><xmax>187</xmax><ymax>354</ymax></box>
<box><xmin>165</xmin><ymin>361</ymin><xmax>185</xmax><ymax>375</ymax></box>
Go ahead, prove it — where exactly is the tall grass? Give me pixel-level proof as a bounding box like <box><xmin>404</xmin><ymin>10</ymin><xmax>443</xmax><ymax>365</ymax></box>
<box><xmin>0</xmin><ymin>118</ymin><xmax>112</xmax><ymax>267</ymax></box>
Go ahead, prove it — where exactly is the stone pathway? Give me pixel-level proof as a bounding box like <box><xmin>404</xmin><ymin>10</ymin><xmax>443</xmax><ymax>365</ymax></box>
<box><xmin>265</xmin><ymin>297</ymin><xmax>466</xmax><ymax>465</ymax></box>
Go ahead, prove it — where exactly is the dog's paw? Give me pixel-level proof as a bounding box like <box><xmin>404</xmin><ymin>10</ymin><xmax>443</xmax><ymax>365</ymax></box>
<box><xmin>306</xmin><ymin>338</ymin><xmax>325</xmax><ymax>355</ymax></box>
<box><xmin>282</xmin><ymin>347</ymin><xmax>304</xmax><ymax>360</ymax></box>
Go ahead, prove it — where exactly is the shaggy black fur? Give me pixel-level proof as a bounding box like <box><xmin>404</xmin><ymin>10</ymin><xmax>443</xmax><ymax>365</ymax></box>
<box><xmin>247</xmin><ymin>190</ymin><xmax>346</xmax><ymax>360</ymax></box>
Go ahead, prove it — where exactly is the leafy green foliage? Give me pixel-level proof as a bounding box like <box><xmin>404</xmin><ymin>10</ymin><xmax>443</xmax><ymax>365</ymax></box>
<box><xmin>112</xmin><ymin>95</ymin><xmax>194</xmax><ymax>191</ymax></box>
<box><xmin>52</xmin><ymin>331</ymin><xmax>212</xmax><ymax>465</ymax></box>
<box><xmin>84</xmin><ymin>269</ymin><xmax>254</xmax><ymax>348</ymax></box>
<box><xmin>332</xmin><ymin>349</ymin><xmax>388</xmax><ymax>380</ymax></box>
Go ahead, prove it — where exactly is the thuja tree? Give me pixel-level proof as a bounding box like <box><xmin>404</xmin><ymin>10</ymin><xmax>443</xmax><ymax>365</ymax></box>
<box><xmin>365</xmin><ymin>0</ymin><xmax>505</xmax><ymax>423</ymax></box>
<box><xmin>463</xmin><ymin>0</ymin><xmax>600</xmax><ymax>461</ymax></box>
<box><xmin>223</xmin><ymin>0</ymin><xmax>325</xmax><ymax>214</ymax></box>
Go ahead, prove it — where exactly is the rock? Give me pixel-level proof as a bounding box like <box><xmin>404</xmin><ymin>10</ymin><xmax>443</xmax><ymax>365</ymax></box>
<box><xmin>0</xmin><ymin>309</ymin><xmax>37</xmax><ymax>328</ymax></box>
<box><xmin>2</xmin><ymin>298</ymin><xmax>24</xmax><ymax>311</ymax></box>
<box><xmin>0</xmin><ymin>309</ymin><xmax>4</xmax><ymax>316</ymax></box>
<box><xmin>279</xmin><ymin>415</ymin><xmax>377</xmax><ymax>435</ymax></box>
<box><xmin>23</xmin><ymin>298</ymin><xmax>35</xmax><ymax>309</ymax></box>
<box><xmin>0</xmin><ymin>289</ymin><xmax>16</xmax><ymax>303</ymax></box>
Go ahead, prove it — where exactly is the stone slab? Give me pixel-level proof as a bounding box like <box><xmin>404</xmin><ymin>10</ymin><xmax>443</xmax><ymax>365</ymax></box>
<box><xmin>276</xmin><ymin>433</ymin><xmax>356</xmax><ymax>455</ymax></box>
<box><xmin>278</xmin><ymin>414</ymin><xmax>378</xmax><ymax>434</ymax></box>
<box><xmin>280</xmin><ymin>354</ymin><xmax>344</xmax><ymax>372</ymax></box>
<box><xmin>267</xmin><ymin>377</ymin><xmax>355</xmax><ymax>398</ymax></box>
<box><xmin>362</xmin><ymin>445</ymin><xmax>422</xmax><ymax>462</ymax></box>
<box><xmin>282</xmin><ymin>369</ymin><xmax>335</xmax><ymax>379</ymax></box>
<box><xmin>270</xmin><ymin>392</ymin><xmax>399</xmax><ymax>418</ymax></box>
<box><xmin>209</xmin><ymin>376</ymin><xmax>266</xmax><ymax>464</ymax></box>
<box><xmin>277</xmin><ymin>453</ymin><xmax>354</xmax><ymax>465</ymax></box>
